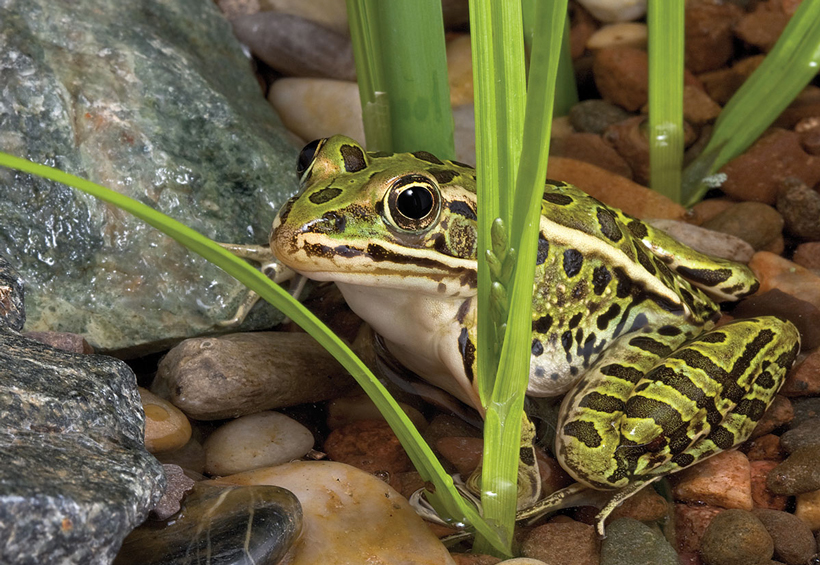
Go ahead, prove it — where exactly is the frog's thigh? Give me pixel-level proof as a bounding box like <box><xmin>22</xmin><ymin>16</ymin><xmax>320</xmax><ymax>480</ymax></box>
<box><xmin>555</xmin><ymin>328</ymin><xmax>691</xmax><ymax>489</ymax></box>
<box><xmin>627</xmin><ymin>316</ymin><xmax>800</xmax><ymax>479</ymax></box>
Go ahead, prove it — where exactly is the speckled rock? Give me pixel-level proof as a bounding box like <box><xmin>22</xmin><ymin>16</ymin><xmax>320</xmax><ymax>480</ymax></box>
<box><xmin>0</xmin><ymin>256</ymin><xmax>165</xmax><ymax>564</ymax></box>
<box><xmin>781</xmin><ymin>350</ymin><xmax>820</xmax><ymax>397</ymax></box>
<box><xmin>268</xmin><ymin>77</ymin><xmax>365</xmax><ymax>144</ymax></box>
<box><xmin>569</xmin><ymin>99</ymin><xmax>632</xmax><ymax>135</ymax></box>
<box><xmin>115</xmin><ymin>482</ymin><xmax>301</xmax><ymax>565</ymax></box>
<box><xmin>719</xmin><ymin>129</ymin><xmax>820</xmax><ymax>205</ymax></box>
<box><xmin>600</xmin><ymin>518</ymin><xmax>678</xmax><ymax>565</ymax></box>
<box><xmin>673</xmin><ymin>450</ymin><xmax>753</xmax><ymax>510</ymax></box>
<box><xmin>752</xmin><ymin>508</ymin><xmax>816</xmax><ymax>565</ymax></box>
<box><xmin>781</xmin><ymin>418</ymin><xmax>820</xmax><ymax>452</ymax></box>
<box><xmin>231</xmin><ymin>12</ymin><xmax>356</xmax><ymax>80</ymax></box>
<box><xmin>767</xmin><ymin>446</ymin><xmax>820</xmax><ymax>495</ymax></box>
<box><xmin>776</xmin><ymin>178</ymin><xmax>820</xmax><ymax>241</ymax></box>
<box><xmin>151</xmin><ymin>332</ymin><xmax>355</xmax><ymax>420</ymax></box>
<box><xmin>791</xmin><ymin>397</ymin><xmax>820</xmax><ymax>428</ymax></box>
<box><xmin>647</xmin><ymin>220</ymin><xmax>754</xmax><ymax>263</ymax></box>
<box><xmin>204</xmin><ymin>411</ymin><xmax>315</xmax><ymax>476</ymax></box>
<box><xmin>521</xmin><ymin>519</ymin><xmax>600</xmax><ymax>565</ymax></box>
<box><xmin>221</xmin><ymin>461</ymin><xmax>457</xmax><ymax>565</ymax></box>
<box><xmin>0</xmin><ymin>0</ymin><xmax>298</xmax><ymax>354</ymax></box>
<box><xmin>139</xmin><ymin>387</ymin><xmax>192</xmax><ymax>454</ymax></box>
<box><xmin>699</xmin><ymin>509</ymin><xmax>774</xmax><ymax>565</ymax></box>
<box><xmin>701</xmin><ymin>202</ymin><xmax>784</xmax><ymax>251</ymax></box>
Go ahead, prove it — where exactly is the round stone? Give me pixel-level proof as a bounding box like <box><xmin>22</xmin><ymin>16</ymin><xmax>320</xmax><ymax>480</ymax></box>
<box><xmin>204</xmin><ymin>411</ymin><xmax>314</xmax><ymax>476</ymax></box>
<box><xmin>699</xmin><ymin>509</ymin><xmax>774</xmax><ymax>565</ymax></box>
<box><xmin>139</xmin><ymin>387</ymin><xmax>192</xmax><ymax>454</ymax></box>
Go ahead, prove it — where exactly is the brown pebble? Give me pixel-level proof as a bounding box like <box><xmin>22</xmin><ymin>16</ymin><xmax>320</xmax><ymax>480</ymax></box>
<box><xmin>750</xmin><ymin>460</ymin><xmax>789</xmax><ymax>511</ymax></box>
<box><xmin>747</xmin><ymin>253</ymin><xmax>820</xmax><ymax>332</ymax></box>
<box><xmin>781</xmin><ymin>349</ymin><xmax>820</xmax><ymax>397</ymax></box>
<box><xmin>550</xmin><ymin>132</ymin><xmax>633</xmax><ymax>179</ymax></box>
<box><xmin>793</xmin><ymin>242</ymin><xmax>820</xmax><ymax>270</ymax></box>
<box><xmin>776</xmin><ymin>178</ymin><xmax>820</xmax><ymax>241</ymax></box>
<box><xmin>672</xmin><ymin>450</ymin><xmax>753</xmax><ymax>510</ymax></box>
<box><xmin>324</xmin><ymin>419</ymin><xmax>411</xmax><ymax>486</ymax></box>
<box><xmin>702</xmin><ymin>202</ymin><xmax>784</xmax><ymax>250</ymax></box>
<box><xmin>734</xmin><ymin>0</ymin><xmax>790</xmax><ymax>52</ymax></box>
<box><xmin>767</xmin><ymin>445</ymin><xmax>820</xmax><ymax>495</ymax></box>
<box><xmin>150</xmin><ymin>464</ymin><xmax>195</xmax><ymax>521</ymax></box>
<box><xmin>719</xmin><ymin>129</ymin><xmax>820</xmax><ymax>205</ymax></box>
<box><xmin>23</xmin><ymin>331</ymin><xmax>94</xmax><ymax>354</ymax></box>
<box><xmin>521</xmin><ymin>520</ymin><xmax>600</xmax><ymax>565</ymax></box>
<box><xmin>699</xmin><ymin>55</ymin><xmax>765</xmax><ymax>106</ymax></box>
<box><xmin>744</xmin><ymin>434</ymin><xmax>786</xmax><ymax>462</ymax></box>
<box><xmin>139</xmin><ymin>388</ymin><xmax>193</xmax><ymax>454</ymax></box>
<box><xmin>699</xmin><ymin>509</ymin><xmax>774</xmax><ymax>565</ymax></box>
<box><xmin>674</xmin><ymin>503</ymin><xmax>723</xmax><ymax>554</ymax></box>
<box><xmin>684</xmin><ymin>0</ymin><xmax>742</xmax><ymax>73</ymax></box>
<box><xmin>607</xmin><ymin>485</ymin><xmax>668</xmax><ymax>523</ymax></box>
<box><xmin>683</xmin><ymin>84</ymin><xmax>722</xmax><ymax>124</ymax></box>
<box><xmin>733</xmin><ymin>287</ymin><xmax>820</xmax><ymax>351</ymax></box>
<box><xmin>752</xmin><ymin>508</ymin><xmax>816</xmax><ymax>565</ymax></box>
<box><xmin>436</xmin><ymin>436</ymin><xmax>483</xmax><ymax>478</ymax></box>
<box><xmin>751</xmin><ymin>395</ymin><xmax>794</xmax><ymax>439</ymax></box>
<box><xmin>593</xmin><ymin>47</ymin><xmax>649</xmax><ymax>112</ymax></box>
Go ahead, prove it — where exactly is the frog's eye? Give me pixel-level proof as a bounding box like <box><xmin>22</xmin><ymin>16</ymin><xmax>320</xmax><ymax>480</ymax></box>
<box><xmin>385</xmin><ymin>174</ymin><xmax>441</xmax><ymax>232</ymax></box>
<box><xmin>297</xmin><ymin>139</ymin><xmax>324</xmax><ymax>177</ymax></box>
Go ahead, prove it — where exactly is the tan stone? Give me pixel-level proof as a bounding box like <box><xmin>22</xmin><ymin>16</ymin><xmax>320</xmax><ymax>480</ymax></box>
<box><xmin>220</xmin><ymin>461</ymin><xmax>457</xmax><ymax>564</ymax></box>
<box><xmin>139</xmin><ymin>387</ymin><xmax>192</xmax><ymax>454</ymax></box>
<box><xmin>795</xmin><ymin>489</ymin><xmax>820</xmax><ymax>530</ymax></box>
<box><xmin>672</xmin><ymin>450</ymin><xmax>753</xmax><ymax>510</ymax></box>
<box><xmin>683</xmin><ymin>84</ymin><xmax>722</xmax><ymax>124</ymax></box>
<box><xmin>546</xmin><ymin>157</ymin><xmax>687</xmax><ymax>219</ymax></box>
<box><xmin>586</xmin><ymin>22</ymin><xmax>647</xmax><ymax>51</ymax></box>
<box><xmin>684</xmin><ymin>0</ymin><xmax>743</xmax><ymax>73</ymax></box>
<box><xmin>447</xmin><ymin>35</ymin><xmax>473</xmax><ymax>107</ymax></box>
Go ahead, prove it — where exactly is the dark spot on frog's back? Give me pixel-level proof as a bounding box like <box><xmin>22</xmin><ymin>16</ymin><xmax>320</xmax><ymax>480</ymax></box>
<box><xmin>542</xmin><ymin>191</ymin><xmax>574</xmax><ymax>206</ymax></box>
<box><xmin>536</xmin><ymin>235</ymin><xmax>550</xmax><ymax>265</ymax></box>
<box><xmin>309</xmin><ymin>186</ymin><xmax>343</xmax><ymax>205</ymax></box>
<box><xmin>430</xmin><ymin>168</ymin><xmax>458</xmax><ymax>185</ymax></box>
<box><xmin>675</xmin><ymin>266</ymin><xmax>733</xmax><ymax>287</ymax></box>
<box><xmin>596</xmin><ymin>207</ymin><xmax>622</xmax><ymax>242</ymax></box>
<box><xmin>627</xmin><ymin>220</ymin><xmax>648</xmax><ymax>239</ymax></box>
<box><xmin>563</xmin><ymin>420</ymin><xmax>602</xmax><ymax>448</ymax></box>
<box><xmin>458</xmin><ymin>327</ymin><xmax>476</xmax><ymax>382</ymax></box>
<box><xmin>412</xmin><ymin>150</ymin><xmax>444</xmax><ymax>165</ymax></box>
<box><xmin>340</xmin><ymin>144</ymin><xmax>367</xmax><ymax>172</ymax></box>
<box><xmin>448</xmin><ymin>200</ymin><xmax>477</xmax><ymax>220</ymax></box>
<box><xmin>563</xmin><ymin>249</ymin><xmax>584</xmax><ymax>277</ymax></box>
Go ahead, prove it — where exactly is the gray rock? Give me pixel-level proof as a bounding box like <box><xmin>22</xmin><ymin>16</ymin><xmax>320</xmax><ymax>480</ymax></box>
<box><xmin>600</xmin><ymin>518</ymin><xmax>678</xmax><ymax>565</ymax></box>
<box><xmin>232</xmin><ymin>12</ymin><xmax>356</xmax><ymax>81</ymax></box>
<box><xmin>0</xmin><ymin>258</ymin><xmax>165</xmax><ymax>564</ymax></box>
<box><xmin>751</xmin><ymin>508</ymin><xmax>816</xmax><ymax>565</ymax></box>
<box><xmin>702</xmin><ymin>202</ymin><xmax>785</xmax><ymax>251</ymax></box>
<box><xmin>114</xmin><ymin>482</ymin><xmax>302</xmax><ymax>565</ymax></box>
<box><xmin>767</xmin><ymin>446</ymin><xmax>820</xmax><ymax>495</ymax></box>
<box><xmin>790</xmin><ymin>397</ymin><xmax>820</xmax><ymax>428</ymax></box>
<box><xmin>780</xmin><ymin>418</ymin><xmax>820</xmax><ymax>453</ymax></box>
<box><xmin>0</xmin><ymin>0</ymin><xmax>299</xmax><ymax>355</ymax></box>
<box><xmin>569</xmin><ymin>99</ymin><xmax>632</xmax><ymax>135</ymax></box>
<box><xmin>151</xmin><ymin>331</ymin><xmax>356</xmax><ymax>420</ymax></box>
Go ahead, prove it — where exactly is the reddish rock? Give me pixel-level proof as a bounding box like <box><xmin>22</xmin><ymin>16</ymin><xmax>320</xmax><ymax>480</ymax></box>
<box><xmin>603</xmin><ymin>116</ymin><xmax>650</xmax><ymax>184</ymax></box>
<box><xmin>793</xmin><ymin>242</ymin><xmax>820</xmax><ymax>270</ymax></box>
<box><xmin>23</xmin><ymin>331</ymin><xmax>94</xmax><ymax>354</ymax></box>
<box><xmin>521</xmin><ymin>519</ymin><xmax>600</xmax><ymax>565</ymax></box>
<box><xmin>751</xmin><ymin>460</ymin><xmax>789</xmax><ymax>510</ymax></box>
<box><xmin>690</xmin><ymin>197</ymin><xmax>737</xmax><ymax>225</ymax></box>
<box><xmin>672</xmin><ymin>450</ymin><xmax>753</xmax><ymax>510</ymax></box>
<box><xmin>744</xmin><ymin>434</ymin><xmax>786</xmax><ymax>462</ymax></box>
<box><xmin>751</xmin><ymin>395</ymin><xmax>794</xmax><ymax>439</ymax></box>
<box><xmin>734</xmin><ymin>0</ymin><xmax>791</xmax><ymax>52</ymax></box>
<box><xmin>536</xmin><ymin>449</ymin><xmax>574</xmax><ymax>497</ymax></box>
<box><xmin>324</xmin><ymin>420</ymin><xmax>412</xmax><ymax>485</ymax></box>
<box><xmin>570</xmin><ymin>3</ymin><xmax>598</xmax><ymax>60</ymax></box>
<box><xmin>701</xmin><ymin>202</ymin><xmax>784</xmax><ymax>250</ymax></box>
<box><xmin>799</xmin><ymin>128</ymin><xmax>820</xmax><ymax>156</ymax></box>
<box><xmin>699</xmin><ymin>55</ymin><xmax>765</xmax><ymax>106</ymax></box>
<box><xmin>550</xmin><ymin>132</ymin><xmax>633</xmax><ymax>179</ymax></box>
<box><xmin>781</xmin><ymin>349</ymin><xmax>820</xmax><ymax>397</ymax></box>
<box><xmin>674</xmin><ymin>503</ymin><xmax>723</xmax><ymax>553</ymax></box>
<box><xmin>593</xmin><ymin>47</ymin><xmax>650</xmax><ymax>111</ymax></box>
<box><xmin>684</xmin><ymin>0</ymin><xmax>743</xmax><ymax>73</ymax></box>
<box><xmin>719</xmin><ymin>129</ymin><xmax>820</xmax><ymax>205</ymax></box>
<box><xmin>683</xmin><ymin>84</ymin><xmax>722</xmax><ymax>124</ymax></box>
<box><xmin>436</xmin><ymin>436</ymin><xmax>483</xmax><ymax>478</ymax></box>
<box><xmin>606</xmin><ymin>485</ymin><xmax>669</xmax><ymax>523</ymax></box>
<box><xmin>749</xmin><ymin>252</ymin><xmax>820</xmax><ymax>315</ymax></box>
<box><xmin>774</xmin><ymin>86</ymin><xmax>820</xmax><ymax>130</ymax></box>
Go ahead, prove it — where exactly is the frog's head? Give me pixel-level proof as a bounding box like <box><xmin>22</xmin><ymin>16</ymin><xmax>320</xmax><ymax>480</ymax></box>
<box><xmin>272</xmin><ymin>136</ymin><xmax>479</xmax><ymax>296</ymax></box>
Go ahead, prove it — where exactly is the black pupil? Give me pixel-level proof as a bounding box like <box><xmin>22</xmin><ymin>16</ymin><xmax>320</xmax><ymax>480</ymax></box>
<box><xmin>397</xmin><ymin>186</ymin><xmax>434</xmax><ymax>219</ymax></box>
<box><xmin>297</xmin><ymin>139</ymin><xmax>322</xmax><ymax>176</ymax></box>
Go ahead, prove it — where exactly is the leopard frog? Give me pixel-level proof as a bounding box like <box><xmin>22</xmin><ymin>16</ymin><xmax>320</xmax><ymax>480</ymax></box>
<box><xmin>265</xmin><ymin>135</ymin><xmax>800</xmax><ymax>531</ymax></box>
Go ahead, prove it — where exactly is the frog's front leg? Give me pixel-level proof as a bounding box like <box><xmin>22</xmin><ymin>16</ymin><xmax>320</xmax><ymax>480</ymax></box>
<box><xmin>216</xmin><ymin>242</ymin><xmax>298</xmax><ymax>326</ymax></box>
<box><xmin>523</xmin><ymin>316</ymin><xmax>799</xmax><ymax>535</ymax></box>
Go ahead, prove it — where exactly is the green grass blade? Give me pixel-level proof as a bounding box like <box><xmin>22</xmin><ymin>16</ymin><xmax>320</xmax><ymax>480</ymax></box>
<box><xmin>0</xmin><ymin>151</ymin><xmax>509</xmax><ymax>554</ymax></box>
<box><xmin>348</xmin><ymin>1</ymin><xmax>454</xmax><ymax>157</ymax></box>
<box><xmin>346</xmin><ymin>0</ymin><xmax>392</xmax><ymax>151</ymax></box>
<box><xmin>478</xmin><ymin>0</ymin><xmax>568</xmax><ymax>554</ymax></box>
<box><xmin>647</xmin><ymin>0</ymin><xmax>684</xmax><ymax>202</ymax></box>
<box><xmin>682</xmin><ymin>0</ymin><xmax>820</xmax><ymax>206</ymax></box>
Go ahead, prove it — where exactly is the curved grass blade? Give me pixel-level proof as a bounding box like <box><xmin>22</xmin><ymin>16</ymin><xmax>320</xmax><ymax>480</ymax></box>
<box><xmin>682</xmin><ymin>0</ymin><xmax>820</xmax><ymax>205</ymax></box>
<box><xmin>0</xmin><ymin>151</ymin><xmax>508</xmax><ymax>554</ymax></box>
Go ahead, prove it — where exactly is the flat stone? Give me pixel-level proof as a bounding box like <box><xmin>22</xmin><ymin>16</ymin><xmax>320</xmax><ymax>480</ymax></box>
<box><xmin>221</xmin><ymin>460</ymin><xmax>457</xmax><ymax>565</ymax></box>
<box><xmin>204</xmin><ymin>411</ymin><xmax>315</xmax><ymax>476</ymax></box>
<box><xmin>115</xmin><ymin>482</ymin><xmax>301</xmax><ymax>565</ymax></box>
<box><xmin>600</xmin><ymin>518</ymin><xmax>678</xmax><ymax>565</ymax></box>
<box><xmin>0</xmin><ymin>257</ymin><xmax>165</xmax><ymax>564</ymax></box>
<box><xmin>152</xmin><ymin>332</ymin><xmax>355</xmax><ymax>420</ymax></box>
<box><xmin>0</xmin><ymin>0</ymin><xmax>299</xmax><ymax>355</ymax></box>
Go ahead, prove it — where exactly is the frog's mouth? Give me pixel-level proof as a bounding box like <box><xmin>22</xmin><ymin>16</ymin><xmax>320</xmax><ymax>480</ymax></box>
<box><xmin>271</xmin><ymin>223</ymin><xmax>477</xmax><ymax>296</ymax></box>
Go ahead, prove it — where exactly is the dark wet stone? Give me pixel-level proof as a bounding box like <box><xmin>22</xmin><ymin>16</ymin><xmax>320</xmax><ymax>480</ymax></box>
<box><xmin>767</xmin><ymin>446</ymin><xmax>820</xmax><ymax>495</ymax></box>
<box><xmin>0</xmin><ymin>253</ymin><xmax>24</xmax><ymax>331</ymax></box>
<box><xmin>699</xmin><ymin>509</ymin><xmax>774</xmax><ymax>565</ymax></box>
<box><xmin>780</xmin><ymin>418</ymin><xmax>820</xmax><ymax>453</ymax></box>
<box><xmin>115</xmin><ymin>482</ymin><xmax>302</xmax><ymax>565</ymax></box>
<box><xmin>752</xmin><ymin>508</ymin><xmax>816</xmax><ymax>565</ymax></box>
<box><xmin>231</xmin><ymin>13</ymin><xmax>356</xmax><ymax>81</ymax></box>
<box><xmin>0</xmin><ymin>0</ymin><xmax>298</xmax><ymax>355</ymax></box>
<box><xmin>790</xmin><ymin>397</ymin><xmax>820</xmax><ymax>428</ymax></box>
<box><xmin>600</xmin><ymin>518</ymin><xmax>678</xmax><ymax>565</ymax></box>
<box><xmin>0</xmin><ymin>264</ymin><xmax>165</xmax><ymax>564</ymax></box>
<box><xmin>569</xmin><ymin>99</ymin><xmax>632</xmax><ymax>135</ymax></box>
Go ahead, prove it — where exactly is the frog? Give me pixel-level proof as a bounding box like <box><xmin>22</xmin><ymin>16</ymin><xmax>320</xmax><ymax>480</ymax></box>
<box><xmin>229</xmin><ymin>135</ymin><xmax>800</xmax><ymax>533</ymax></box>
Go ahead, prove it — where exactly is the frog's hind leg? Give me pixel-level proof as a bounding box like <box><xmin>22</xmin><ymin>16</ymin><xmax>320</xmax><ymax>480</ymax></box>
<box><xmin>216</xmin><ymin>242</ymin><xmax>297</xmax><ymax>326</ymax></box>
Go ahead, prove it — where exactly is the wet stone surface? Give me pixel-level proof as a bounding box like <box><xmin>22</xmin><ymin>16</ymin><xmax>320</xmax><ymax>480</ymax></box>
<box><xmin>115</xmin><ymin>482</ymin><xmax>302</xmax><ymax>565</ymax></box>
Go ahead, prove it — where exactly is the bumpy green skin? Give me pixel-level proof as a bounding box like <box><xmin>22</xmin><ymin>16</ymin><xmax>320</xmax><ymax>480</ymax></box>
<box><xmin>272</xmin><ymin>135</ymin><xmax>801</xmax><ymax>498</ymax></box>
